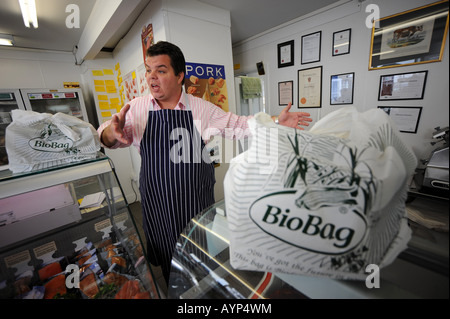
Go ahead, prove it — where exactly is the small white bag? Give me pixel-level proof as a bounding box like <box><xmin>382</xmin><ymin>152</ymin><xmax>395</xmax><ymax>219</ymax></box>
<box><xmin>6</xmin><ymin>110</ymin><xmax>100</xmax><ymax>173</ymax></box>
<box><xmin>224</xmin><ymin>106</ymin><xmax>417</xmax><ymax>280</ymax></box>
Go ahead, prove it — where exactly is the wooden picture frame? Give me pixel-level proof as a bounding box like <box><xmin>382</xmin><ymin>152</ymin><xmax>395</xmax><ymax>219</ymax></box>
<box><xmin>378</xmin><ymin>106</ymin><xmax>423</xmax><ymax>133</ymax></box>
<box><xmin>378</xmin><ymin>71</ymin><xmax>427</xmax><ymax>100</ymax></box>
<box><xmin>278</xmin><ymin>40</ymin><xmax>295</xmax><ymax>68</ymax></box>
<box><xmin>278</xmin><ymin>81</ymin><xmax>294</xmax><ymax>106</ymax></box>
<box><xmin>369</xmin><ymin>0</ymin><xmax>449</xmax><ymax>70</ymax></box>
<box><xmin>332</xmin><ymin>28</ymin><xmax>351</xmax><ymax>56</ymax></box>
<box><xmin>330</xmin><ymin>72</ymin><xmax>354</xmax><ymax>105</ymax></box>
<box><xmin>298</xmin><ymin>66</ymin><xmax>322</xmax><ymax>108</ymax></box>
<box><xmin>301</xmin><ymin>31</ymin><xmax>321</xmax><ymax>64</ymax></box>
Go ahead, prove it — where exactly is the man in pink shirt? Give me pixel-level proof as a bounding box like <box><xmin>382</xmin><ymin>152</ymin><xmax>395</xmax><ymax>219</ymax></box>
<box><xmin>98</xmin><ymin>41</ymin><xmax>312</xmax><ymax>284</ymax></box>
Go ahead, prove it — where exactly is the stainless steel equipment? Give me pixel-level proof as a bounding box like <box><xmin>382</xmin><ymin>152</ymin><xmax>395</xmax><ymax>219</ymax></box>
<box><xmin>422</xmin><ymin>126</ymin><xmax>449</xmax><ymax>194</ymax></box>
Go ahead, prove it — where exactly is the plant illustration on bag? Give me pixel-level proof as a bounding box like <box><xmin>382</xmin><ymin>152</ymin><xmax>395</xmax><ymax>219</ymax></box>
<box><xmin>329</xmin><ymin>245</ymin><xmax>369</xmax><ymax>272</ymax></box>
<box><xmin>30</xmin><ymin>123</ymin><xmax>78</xmax><ymax>154</ymax></box>
<box><xmin>284</xmin><ymin>131</ymin><xmax>377</xmax><ymax>216</ymax></box>
<box><xmin>279</xmin><ymin>131</ymin><xmax>380</xmax><ymax>272</ymax></box>
<box><xmin>39</xmin><ymin>124</ymin><xmax>53</xmax><ymax>139</ymax></box>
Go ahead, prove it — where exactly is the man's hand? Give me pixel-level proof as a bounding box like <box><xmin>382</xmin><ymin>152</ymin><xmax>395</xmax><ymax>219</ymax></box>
<box><xmin>101</xmin><ymin>104</ymin><xmax>131</xmax><ymax>146</ymax></box>
<box><xmin>278</xmin><ymin>102</ymin><xmax>312</xmax><ymax>130</ymax></box>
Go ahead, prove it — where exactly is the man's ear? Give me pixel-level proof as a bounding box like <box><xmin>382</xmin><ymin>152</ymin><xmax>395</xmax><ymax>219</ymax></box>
<box><xmin>178</xmin><ymin>72</ymin><xmax>185</xmax><ymax>85</ymax></box>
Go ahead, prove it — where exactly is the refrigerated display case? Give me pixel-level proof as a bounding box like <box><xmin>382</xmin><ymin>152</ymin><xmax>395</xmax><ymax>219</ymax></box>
<box><xmin>20</xmin><ymin>88</ymin><xmax>89</xmax><ymax>122</ymax></box>
<box><xmin>0</xmin><ymin>153</ymin><xmax>160</xmax><ymax>299</ymax></box>
<box><xmin>0</xmin><ymin>89</ymin><xmax>26</xmax><ymax>170</ymax></box>
<box><xmin>168</xmin><ymin>199</ymin><xmax>448</xmax><ymax>299</ymax></box>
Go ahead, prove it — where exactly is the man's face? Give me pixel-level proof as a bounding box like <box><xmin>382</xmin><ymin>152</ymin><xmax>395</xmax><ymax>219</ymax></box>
<box><xmin>145</xmin><ymin>54</ymin><xmax>184</xmax><ymax>108</ymax></box>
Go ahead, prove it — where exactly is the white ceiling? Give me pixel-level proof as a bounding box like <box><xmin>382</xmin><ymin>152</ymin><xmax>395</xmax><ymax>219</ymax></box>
<box><xmin>0</xmin><ymin>0</ymin><xmax>340</xmax><ymax>54</ymax></box>
<box><xmin>200</xmin><ymin>0</ymin><xmax>340</xmax><ymax>44</ymax></box>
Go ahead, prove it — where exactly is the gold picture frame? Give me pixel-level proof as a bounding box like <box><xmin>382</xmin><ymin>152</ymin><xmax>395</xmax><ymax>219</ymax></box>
<box><xmin>369</xmin><ymin>0</ymin><xmax>449</xmax><ymax>70</ymax></box>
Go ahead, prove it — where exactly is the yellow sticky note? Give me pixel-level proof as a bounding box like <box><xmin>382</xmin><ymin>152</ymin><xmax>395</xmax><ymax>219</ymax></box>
<box><xmin>99</xmin><ymin>101</ymin><xmax>110</xmax><ymax>110</ymax></box>
<box><xmin>95</xmin><ymin>86</ymin><xmax>106</xmax><ymax>92</ymax></box>
<box><xmin>110</xmin><ymin>97</ymin><xmax>120</xmax><ymax>105</ymax></box>
<box><xmin>105</xmin><ymin>80</ymin><xmax>115</xmax><ymax>86</ymax></box>
<box><xmin>106</xmin><ymin>86</ymin><xmax>117</xmax><ymax>93</ymax></box>
<box><xmin>115</xmin><ymin>63</ymin><xmax>120</xmax><ymax>71</ymax></box>
<box><xmin>94</xmin><ymin>80</ymin><xmax>104</xmax><ymax>86</ymax></box>
<box><xmin>92</xmin><ymin>70</ymin><xmax>104</xmax><ymax>76</ymax></box>
<box><xmin>101</xmin><ymin>111</ymin><xmax>112</xmax><ymax>117</ymax></box>
<box><xmin>97</xmin><ymin>95</ymin><xmax>108</xmax><ymax>101</ymax></box>
<box><xmin>132</xmin><ymin>71</ymin><xmax>136</xmax><ymax>79</ymax></box>
<box><xmin>103</xmin><ymin>69</ymin><xmax>114</xmax><ymax>75</ymax></box>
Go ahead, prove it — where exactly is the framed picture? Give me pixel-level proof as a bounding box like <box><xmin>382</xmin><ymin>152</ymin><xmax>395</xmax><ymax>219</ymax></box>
<box><xmin>378</xmin><ymin>106</ymin><xmax>422</xmax><ymax>133</ymax></box>
<box><xmin>301</xmin><ymin>31</ymin><xmax>321</xmax><ymax>64</ymax></box>
<box><xmin>369</xmin><ymin>0</ymin><xmax>449</xmax><ymax>70</ymax></box>
<box><xmin>332</xmin><ymin>28</ymin><xmax>351</xmax><ymax>56</ymax></box>
<box><xmin>378</xmin><ymin>71</ymin><xmax>427</xmax><ymax>100</ymax></box>
<box><xmin>298</xmin><ymin>66</ymin><xmax>322</xmax><ymax>108</ymax></box>
<box><xmin>330</xmin><ymin>72</ymin><xmax>354</xmax><ymax>105</ymax></box>
<box><xmin>278</xmin><ymin>40</ymin><xmax>295</xmax><ymax>68</ymax></box>
<box><xmin>278</xmin><ymin>81</ymin><xmax>293</xmax><ymax>106</ymax></box>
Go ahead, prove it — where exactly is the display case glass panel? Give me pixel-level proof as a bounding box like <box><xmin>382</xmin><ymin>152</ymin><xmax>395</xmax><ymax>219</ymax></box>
<box><xmin>0</xmin><ymin>153</ymin><xmax>159</xmax><ymax>299</ymax></box>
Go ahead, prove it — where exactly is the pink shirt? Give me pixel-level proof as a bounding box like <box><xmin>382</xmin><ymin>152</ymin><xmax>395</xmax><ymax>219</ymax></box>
<box><xmin>97</xmin><ymin>91</ymin><xmax>251</xmax><ymax>152</ymax></box>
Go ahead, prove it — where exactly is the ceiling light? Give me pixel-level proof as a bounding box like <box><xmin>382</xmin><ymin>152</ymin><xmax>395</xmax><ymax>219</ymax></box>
<box><xmin>0</xmin><ymin>34</ymin><xmax>14</xmax><ymax>46</ymax></box>
<box><xmin>18</xmin><ymin>0</ymin><xmax>38</xmax><ymax>28</ymax></box>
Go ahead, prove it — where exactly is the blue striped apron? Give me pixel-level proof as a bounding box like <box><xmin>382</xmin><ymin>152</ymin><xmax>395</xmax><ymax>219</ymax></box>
<box><xmin>139</xmin><ymin>100</ymin><xmax>215</xmax><ymax>282</ymax></box>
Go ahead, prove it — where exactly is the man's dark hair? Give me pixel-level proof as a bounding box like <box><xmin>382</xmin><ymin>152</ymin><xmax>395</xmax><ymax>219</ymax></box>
<box><xmin>146</xmin><ymin>41</ymin><xmax>186</xmax><ymax>85</ymax></box>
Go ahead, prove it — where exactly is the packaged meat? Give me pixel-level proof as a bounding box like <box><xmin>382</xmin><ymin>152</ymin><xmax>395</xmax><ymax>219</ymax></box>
<box><xmin>114</xmin><ymin>280</ymin><xmax>141</xmax><ymax>299</ymax></box>
<box><xmin>44</xmin><ymin>274</ymin><xmax>66</xmax><ymax>299</ymax></box>
<box><xmin>38</xmin><ymin>262</ymin><xmax>62</xmax><ymax>281</ymax></box>
<box><xmin>80</xmin><ymin>273</ymin><xmax>99</xmax><ymax>299</ymax></box>
<box><xmin>102</xmin><ymin>272</ymin><xmax>128</xmax><ymax>289</ymax></box>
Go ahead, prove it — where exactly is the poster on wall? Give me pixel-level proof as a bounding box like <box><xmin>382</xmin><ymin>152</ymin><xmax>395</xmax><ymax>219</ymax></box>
<box><xmin>92</xmin><ymin>66</ymin><xmax>122</xmax><ymax>124</ymax></box>
<box><xmin>185</xmin><ymin>62</ymin><xmax>229</xmax><ymax>111</ymax></box>
<box><xmin>141</xmin><ymin>24</ymin><xmax>154</xmax><ymax>64</ymax></box>
<box><xmin>137</xmin><ymin>64</ymin><xmax>150</xmax><ymax>96</ymax></box>
<box><xmin>122</xmin><ymin>70</ymin><xmax>139</xmax><ymax>104</ymax></box>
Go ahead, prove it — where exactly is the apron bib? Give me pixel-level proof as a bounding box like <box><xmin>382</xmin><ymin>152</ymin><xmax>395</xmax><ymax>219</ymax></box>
<box><xmin>139</xmin><ymin>102</ymin><xmax>215</xmax><ymax>282</ymax></box>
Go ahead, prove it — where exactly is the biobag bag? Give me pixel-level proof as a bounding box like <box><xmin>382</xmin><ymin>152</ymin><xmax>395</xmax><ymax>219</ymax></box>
<box><xmin>224</xmin><ymin>107</ymin><xmax>417</xmax><ymax>280</ymax></box>
<box><xmin>6</xmin><ymin>109</ymin><xmax>100</xmax><ymax>173</ymax></box>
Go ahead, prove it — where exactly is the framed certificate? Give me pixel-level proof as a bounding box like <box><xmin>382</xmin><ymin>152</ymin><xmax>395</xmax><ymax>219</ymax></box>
<box><xmin>278</xmin><ymin>40</ymin><xmax>295</xmax><ymax>68</ymax></box>
<box><xmin>369</xmin><ymin>0</ymin><xmax>449</xmax><ymax>70</ymax></box>
<box><xmin>332</xmin><ymin>28</ymin><xmax>351</xmax><ymax>56</ymax></box>
<box><xmin>378</xmin><ymin>106</ymin><xmax>422</xmax><ymax>133</ymax></box>
<box><xmin>298</xmin><ymin>66</ymin><xmax>322</xmax><ymax>108</ymax></box>
<box><xmin>301</xmin><ymin>31</ymin><xmax>321</xmax><ymax>64</ymax></box>
<box><xmin>278</xmin><ymin>81</ymin><xmax>293</xmax><ymax>106</ymax></box>
<box><xmin>378</xmin><ymin>71</ymin><xmax>427</xmax><ymax>100</ymax></box>
<box><xmin>330</xmin><ymin>72</ymin><xmax>354</xmax><ymax>105</ymax></box>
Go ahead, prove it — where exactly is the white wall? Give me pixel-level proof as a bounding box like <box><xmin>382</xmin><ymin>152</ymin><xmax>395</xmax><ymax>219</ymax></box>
<box><xmin>0</xmin><ymin>47</ymin><xmax>100</xmax><ymax>127</ymax></box>
<box><xmin>232</xmin><ymin>0</ymin><xmax>449</xmax><ymax>165</ymax></box>
<box><xmin>0</xmin><ymin>48</ymin><xmax>81</xmax><ymax>89</ymax></box>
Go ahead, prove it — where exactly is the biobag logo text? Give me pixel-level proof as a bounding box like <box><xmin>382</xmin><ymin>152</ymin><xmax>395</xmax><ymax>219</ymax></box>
<box><xmin>249</xmin><ymin>190</ymin><xmax>367</xmax><ymax>254</ymax></box>
<box><xmin>29</xmin><ymin>137</ymin><xmax>73</xmax><ymax>152</ymax></box>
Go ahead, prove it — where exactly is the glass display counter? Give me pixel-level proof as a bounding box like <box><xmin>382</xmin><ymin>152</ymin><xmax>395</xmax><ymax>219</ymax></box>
<box><xmin>0</xmin><ymin>153</ymin><xmax>159</xmax><ymax>299</ymax></box>
<box><xmin>168</xmin><ymin>199</ymin><xmax>448</xmax><ymax>299</ymax></box>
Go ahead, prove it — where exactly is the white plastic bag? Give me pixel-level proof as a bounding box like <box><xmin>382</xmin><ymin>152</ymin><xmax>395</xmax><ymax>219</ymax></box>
<box><xmin>6</xmin><ymin>110</ymin><xmax>100</xmax><ymax>173</ymax></box>
<box><xmin>224</xmin><ymin>106</ymin><xmax>417</xmax><ymax>280</ymax></box>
